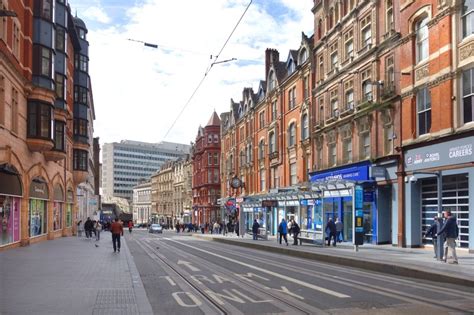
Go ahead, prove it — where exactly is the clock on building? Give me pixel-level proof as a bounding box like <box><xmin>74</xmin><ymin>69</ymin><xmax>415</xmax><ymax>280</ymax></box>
<box><xmin>230</xmin><ymin>177</ymin><xmax>242</xmax><ymax>189</ymax></box>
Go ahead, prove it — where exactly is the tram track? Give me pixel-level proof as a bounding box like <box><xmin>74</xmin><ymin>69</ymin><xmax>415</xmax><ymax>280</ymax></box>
<box><xmin>135</xmin><ymin>236</ymin><xmax>325</xmax><ymax>314</ymax></box>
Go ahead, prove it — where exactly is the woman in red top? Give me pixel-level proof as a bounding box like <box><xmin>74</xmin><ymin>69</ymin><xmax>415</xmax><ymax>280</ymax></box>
<box><xmin>128</xmin><ymin>221</ymin><xmax>133</xmax><ymax>234</ymax></box>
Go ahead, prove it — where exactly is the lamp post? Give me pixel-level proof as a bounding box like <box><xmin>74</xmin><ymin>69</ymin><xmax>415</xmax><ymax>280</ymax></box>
<box><xmin>409</xmin><ymin>170</ymin><xmax>443</xmax><ymax>260</ymax></box>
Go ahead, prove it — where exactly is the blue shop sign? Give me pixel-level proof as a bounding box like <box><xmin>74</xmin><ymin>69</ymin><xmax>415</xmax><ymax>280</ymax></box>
<box><xmin>310</xmin><ymin>161</ymin><xmax>370</xmax><ymax>182</ymax></box>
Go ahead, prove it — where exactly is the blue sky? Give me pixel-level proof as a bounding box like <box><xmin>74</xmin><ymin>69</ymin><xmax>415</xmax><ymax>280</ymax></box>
<box><xmin>70</xmin><ymin>0</ymin><xmax>314</xmax><ymax>145</ymax></box>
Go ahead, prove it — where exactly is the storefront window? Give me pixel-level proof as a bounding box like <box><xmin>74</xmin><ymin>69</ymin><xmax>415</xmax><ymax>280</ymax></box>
<box><xmin>0</xmin><ymin>196</ymin><xmax>20</xmax><ymax>246</ymax></box>
<box><xmin>29</xmin><ymin>199</ymin><xmax>47</xmax><ymax>237</ymax></box>
<box><xmin>53</xmin><ymin>202</ymin><xmax>62</xmax><ymax>230</ymax></box>
<box><xmin>66</xmin><ymin>203</ymin><xmax>72</xmax><ymax>227</ymax></box>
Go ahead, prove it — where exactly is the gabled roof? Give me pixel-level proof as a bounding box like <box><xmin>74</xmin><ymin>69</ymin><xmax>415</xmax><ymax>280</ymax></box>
<box><xmin>206</xmin><ymin>111</ymin><xmax>221</xmax><ymax>126</ymax></box>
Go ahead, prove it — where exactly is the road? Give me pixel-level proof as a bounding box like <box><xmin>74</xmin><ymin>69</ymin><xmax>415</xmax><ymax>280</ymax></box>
<box><xmin>126</xmin><ymin>229</ymin><xmax>473</xmax><ymax>315</ymax></box>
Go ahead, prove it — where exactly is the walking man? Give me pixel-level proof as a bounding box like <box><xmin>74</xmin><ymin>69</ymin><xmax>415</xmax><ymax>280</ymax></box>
<box><xmin>335</xmin><ymin>217</ymin><xmax>343</xmax><ymax>243</ymax></box>
<box><xmin>325</xmin><ymin>218</ymin><xmax>337</xmax><ymax>247</ymax></box>
<box><xmin>252</xmin><ymin>219</ymin><xmax>260</xmax><ymax>240</ymax></box>
<box><xmin>437</xmin><ymin>211</ymin><xmax>459</xmax><ymax>264</ymax></box>
<box><xmin>110</xmin><ymin>218</ymin><xmax>124</xmax><ymax>253</ymax></box>
<box><xmin>291</xmin><ymin>219</ymin><xmax>300</xmax><ymax>245</ymax></box>
<box><xmin>278</xmin><ymin>218</ymin><xmax>288</xmax><ymax>246</ymax></box>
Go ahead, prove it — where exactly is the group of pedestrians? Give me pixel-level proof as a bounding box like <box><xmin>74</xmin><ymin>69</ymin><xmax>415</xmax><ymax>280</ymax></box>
<box><xmin>276</xmin><ymin>218</ymin><xmax>300</xmax><ymax>246</ymax></box>
<box><xmin>77</xmin><ymin>217</ymin><xmax>103</xmax><ymax>241</ymax></box>
<box><xmin>425</xmin><ymin>210</ymin><xmax>460</xmax><ymax>264</ymax></box>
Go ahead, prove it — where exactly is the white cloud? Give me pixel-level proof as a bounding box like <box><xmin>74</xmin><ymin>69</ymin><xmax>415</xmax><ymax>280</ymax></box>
<box><xmin>77</xmin><ymin>0</ymin><xmax>313</xmax><ymax>146</ymax></box>
<box><xmin>83</xmin><ymin>6</ymin><xmax>111</xmax><ymax>24</ymax></box>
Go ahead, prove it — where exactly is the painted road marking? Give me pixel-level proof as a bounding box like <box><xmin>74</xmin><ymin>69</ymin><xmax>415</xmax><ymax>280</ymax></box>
<box><xmin>177</xmin><ymin>260</ymin><xmax>201</xmax><ymax>272</ymax></box>
<box><xmin>160</xmin><ymin>276</ymin><xmax>176</xmax><ymax>286</ymax></box>
<box><xmin>169</xmin><ymin>239</ymin><xmax>351</xmax><ymax>298</ymax></box>
<box><xmin>204</xmin><ymin>289</ymin><xmax>272</xmax><ymax>305</ymax></box>
<box><xmin>172</xmin><ymin>292</ymin><xmax>202</xmax><ymax>307</ymax></box>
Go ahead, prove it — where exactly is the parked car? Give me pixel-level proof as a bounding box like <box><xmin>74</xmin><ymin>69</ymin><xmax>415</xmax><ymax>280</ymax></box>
<box><xmin>149</xmin><ymin>224</ymin><xmax>163</xmax><ymax>234</ymax></box>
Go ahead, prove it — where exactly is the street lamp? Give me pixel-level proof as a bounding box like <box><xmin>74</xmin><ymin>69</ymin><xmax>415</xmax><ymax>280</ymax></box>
<box><xmin>408</xmin><ymin>170</ymin><xmax>443</xmax><ymax>261</ymax></box>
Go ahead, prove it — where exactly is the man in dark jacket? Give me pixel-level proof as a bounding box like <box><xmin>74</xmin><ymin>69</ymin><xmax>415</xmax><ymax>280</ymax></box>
<box><xmin>252</xmin><ymin>219</ymin><xmax>260</xmax><ymax>240</ymax></box>
<box><xmin>425</xmin><ymin>215</ymin><xmax>441</xmax><ymax>259</ymax></box>
<box><xmin>291</xmin><ymin>219</ymin><xmax>300</xmax><ymax>245</ymax></box>
<box><xmin>437</xmin><ymin>211</ymin><xmax>459</xmax><ymax>264</ymax></box>
<box><xmin>84</xmin><ymin>217</ymin><xmax>93</xmax><ymax>238</ymax></box>
<box><xmin>325</xmin><ymin>218</ymin><xmax>337</xmax><ymax>247</ymax></box>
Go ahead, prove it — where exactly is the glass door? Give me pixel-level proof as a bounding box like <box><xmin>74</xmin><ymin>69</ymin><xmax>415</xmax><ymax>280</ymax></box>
<box><xmin>342</xmin><ymin>197</ymin><xmax>353</xmax><ymax>242</ymax></box>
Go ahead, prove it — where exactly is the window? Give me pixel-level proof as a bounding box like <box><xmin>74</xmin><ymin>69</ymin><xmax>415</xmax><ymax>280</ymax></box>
<box><xmin>462</xmin><ymin>67</ymin><xmax>474</xmax><ymax>123</ymax></box>
<box><xmin>56</xmin><ymin>27</ymin><xmax>66</xmax><ymax>52</ymax></box>
<box><xmin>214</xmin><ymin>153</ymin><xmax>219</xmax><ymax>165</ymax></box>
<box><xmin>12</xmin><ymin>22</ymin><xmax>20</xmax><ymax>58</ymax></box>
<box><xmin>259</xmin><ymin>140</ymin><xmax>265</xmax><ymax>160</ymax></box>
<box><xmin>416</xmin><ymin>17</ymin><xmax>429</xmax><ymax>63</ymax></box>
<box><xmin>271</xmin><ymin>100</ymin><xmax>277</xmax><ymax>121</ymax></box>
<box><xmin>417</xmin><ymin>87</ymin><xmax>431</xmax><ymax>135</ymax></box>
<box><xmin>79</xmin><ymin>28</ymin><xmax>86</xmax><ymax>40</ymax></box>
<box><xmin>73</xmin><ymin>149</ymin><xmax>88</xmax><ymax>171</ymax></box>
<box><xmin>74</xmin><ymin>86</ymin><xmax>88</xmax><ymax>105</ymax></box>
<box><xmin>386</xmin><ymin>0</ymin><xmax>394</xmax><ymax>33</ymax></box>
<box><xmin>361</xmin><ymin>15</ymin><xmax>372</xmax><ymax>47</ymax></box>
<box><xmin>75</xmin><ymin>54</ymin><xmax>88</xmax><ymax>73</ymax></box>
<box><xmin>362</xmin><ymin>81</ymin><xmax>372</xmax><ymax>101</ymax></box>
<box><xmin>55</xmin><ymin>73</ymin><xmax>66</xmax><ymax>99</ymax></box>
<box><xmin>287</xmin><ymin>59</ymin><xmax>295</xmax><ymax>75</ymax></box>
<box><xmin>269</xmin><ymin>132</ymin><xmax>276</xmax><ymax>153</ymax></box>
<box><xmin>360</xmin><ymin>132</ymin><xmax>370</xmax><ymax>159</ymax></box>
<box><xmin>384</xmin><ymin>124</ymin><xmax>394</xmax><ymax>155</ymax></box>
<box><xmin>303</xmin><ymin>76</ymin><xmax>309</xmax><ymax>100</ymax></box>
<box><xmin>290</xmin><ymin>162</ymin><xmax>297</xmax><ymax>185</ymax></box>
<box><xmin>259</xmin><ymin>111</ymin><xmax>265</xmax><ymax>128</ymax></box>
<box><xmin>37</xmin><ymin>0</ymin><xmax>53</xmax><ymax>20</ymax></box>
<box><xmin>300</xmin><ymin>48</ymin><xmax>308</xmax><ymax>64</ymax></box>
<box><xmin>344</xmin><ymin>30</ymin><xmax>354</xmax><ymax>60</ymax></box>
<box><xmin>385</xmin><ymin>56</ymin><xmax>395</xmax><ymax>92</ymax></box>
<box><xmin>345</xmin><ymin>88</ymin><xmax>354</xmax><ymax>111</ymax></box>
<box><xmin>213</xmin><ymin>134</ymin><xmax>219</xmax><ymax>143</ymax></box>
<box><xmin>73</xmin><ymin>118</ymin><xmax>88</xmax><ymax>138</ymax></box>
<box><xmin>462</xmin><ymin>0</ymin><xmax>474</xmax><ymax>38</ymax></box>
<box><xmin>330</xmin><ymin>43</ymin><xmax>338</xmax><ymax>71</ymax></box>
<box><xmin>11</xmin><ymin>87</ymin><xmax>18</xmax><ymax>134</ymax></box>
<box><xmin>318</xmin><ymin>97</ymin><xmax>325</xmax><ymax>125</ymax></box>
<box><xmin>288</xmin><ymin>123</ymin><xmax>296</xmax><ymax>146</ymax></box>
<box><xmin>34</xmin><ymin>46</ymin><xmax>53</xmax><ymax>78</ymax></box>
<box><xmin>288</xmin><ymin>87</ymin><xmax>296</xmax><ymax>110</ymax></box>
<box><xmin>0</xmin><ymin>75</ymin><xmax>5</xmax><ymax>125</ymax></box>
<box><xmin>328</xmin><ymin>143</ymin><xmax>337</xmax><ymax>167</ymax></box>
<box><xmin>318</xmin><ymin>55</ymin><xmax>324</xmax><ymax>81</ymax></box>
<box><xmin>343</xmin><ymin>138</ymin><xmax>352</xmax><ymax>163</ymax></box>
<box><xmin>269</xmin><ymin>71</ymin><xmax>276</xmax><ymax>91</ymax></box>
<box><xmin>0</xmin><ymin>1</ymin><xmax>6</xmax><ymax>42</ymax></box>
<box><xmin>302</xmin><ymin>114</ymin><xmax>309</xmax><ymax>140</ymax></box>
<box><xmin>260</xmin><ymin>168</ymin><xmax>266</xmax><ymax>191</ymax></box>
<box><xmin>54</xmin><ymin>121</ymin><xmax>65</xmax><ymax>151</ymax></box>
<box><xmin>208</xmin><ymin>153</ymin><xmax>212</xmax><ymax>166</ymax></box>
<box><xmin>329</xmin><ymin>8</ymin><xmax>334</xmax><ymax>30</ymax></box>
<box><xmin>330</xmin><ymin>89</ymin><xmax>339</xmax><ymax>117</ymax></box>
<box><xmin>27</xmin><ymin>101</ymin><xmax>52</xmax><ymax>139</ymax></box>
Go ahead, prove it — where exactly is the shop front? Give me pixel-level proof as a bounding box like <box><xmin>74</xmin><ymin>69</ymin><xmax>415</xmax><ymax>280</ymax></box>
<box><xmin>0</xmin><ymin>166</ymin><xmax>22</xmax><ymax>247</ymax></box>
<box><xmin>404</xmin><ymin>135</ymin><xmax>474</xmax><ymax>252</ymax></box>
<box><xmin>310</xmin><ymin>161</ymin><xmax>379</xmax><ymax>244</ymax></box>
<box><xmin>29</xmin><ymin>179</ymin><xmax>48</xmax><ymax>238</ymax></box>
<box><xmin>53</xmin><ymin>184</ymin><xmax>64</xmax><ymax>233</ymax></box>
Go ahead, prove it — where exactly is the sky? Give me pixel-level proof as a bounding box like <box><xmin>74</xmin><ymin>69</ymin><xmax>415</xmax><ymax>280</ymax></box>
<box><xmin>70</xmin><ymin>0</ymin><xmax>314</xmax><ymax>146</ymax></box>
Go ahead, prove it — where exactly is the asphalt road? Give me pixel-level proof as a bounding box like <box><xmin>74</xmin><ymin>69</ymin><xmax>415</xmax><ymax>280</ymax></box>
<box><xmin>126</xmin><ymin>230</ymin><xmax>474</xmax><ymax>315</ymax></box>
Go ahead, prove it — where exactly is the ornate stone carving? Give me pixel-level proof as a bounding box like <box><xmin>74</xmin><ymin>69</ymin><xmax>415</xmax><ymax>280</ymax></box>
<box><xmin>460</xmin><ymin>42</ymin><xmax>474</xmax><ymax>61</ymax></box>
<box><xmin>415</xmin><ymin>64</ymin><xmax>429</xmax><ymax>81</ymax></box>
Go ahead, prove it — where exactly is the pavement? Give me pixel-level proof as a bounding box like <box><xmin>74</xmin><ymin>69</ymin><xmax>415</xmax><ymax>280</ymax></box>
<box><xmin>193</xmin><ymin>232</ymin><xmax>474</xmax><ymax>288</ymax></box>
<box><xmin>0</xmin><ymin>233</ymin><xmax>153</xmax><ymax>315</ymax></box>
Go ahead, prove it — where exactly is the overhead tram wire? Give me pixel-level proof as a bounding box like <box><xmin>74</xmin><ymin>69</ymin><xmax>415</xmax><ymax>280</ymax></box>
<box><xmin>162</xmin><ymin>0</ymin><xmax>253</xmax><ymax>140</ymax></box>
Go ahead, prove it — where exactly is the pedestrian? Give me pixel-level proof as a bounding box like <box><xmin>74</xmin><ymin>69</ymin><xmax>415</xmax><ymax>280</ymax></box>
<box><xmin>110</xmin><ymin>218</ymin><xmax>124</xmax><ymax>253</ymax></box>
<box><xmin>291</xmin><ymin>219</ymin><xmax>300</xmax><ymax>245</ymax></box>
<box><xmin>84</xmin><ymin>217</ymin><xmax>93</xmax><ymax>238</ymax></box>
<box><xmin>213</xmin><ymin>222</ymin><xmax>220</xmax><ymax>234</ymax></box>
<box><xmin>235</xmin><ymin>221</ymin><xmax>240</xmax><ymax>237</ymax></box>
<box><xmin>252</xmin><ymin>219</ymin><xmax>260</xmax><ymax>240</ymax></box>
<box><xmin>76</xmin><ymin>220</ymin><xmax>83</xmax><ymax>237</ymax></box>
<box><xmin>278</xmin><ymin>218</ymin><xmax>288</xmax><ymax>246</ymax></box>
<box><xmin>437</xmin><ymin>211</ymin><xmax>459</xmax><ymax>264</ymax></box>
<box><xmin>325</xmin><ymin>217</ymin><xmax>337</xmax><ymax>247</ymax></box>
<box><xmin>425</xmin><ymin>215</ymin><xmax>441</xmax><ymax>259</ymax></box>
<box><xmin>95</xmin><ymin>220</ymin><xmax>102</xmax><ymax>241</ymax></box>
<box><xmin>128</xmin><ymin>221</ymin><xmax>133</xmax><ymax>234</ymax></box>
<box><xmin>200</xmin><ymin>223</ymin><xmax>205</xmax><ymax>234</ymax></box>
<box><xmin>335</xmin><ymin>217</ymin><xmax>343</xmax><ymax>243</ymax></box>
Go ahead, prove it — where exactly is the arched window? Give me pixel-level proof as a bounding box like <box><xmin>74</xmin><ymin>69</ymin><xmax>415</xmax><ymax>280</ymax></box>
<box><xmin>415</xmin><ymin>17</ymin><xmax>429</xmax><ymax>63</ymax></box>
<box><xmin>302</xmin><ymin>114</ymin><xmax>309</xmax><ymax>140</ymax></box>
<box><xmin>269</xmin><ymin>132</ymin><xmax>276</xmax><ymax>153</ymax></box>
<box><xmin>288</xmin><ymin>123</ymin><xmax>296</xmax><ymax>146</ymax></box>
<box><xmin>288</xmin><ymin>59</ymin><xmax>295</xmax><ymax>75</ymax></box>
<box><xmin>247</xmin><ymin>144</ymin><xmax>253</xmax><ymax>163</ymax></box>
<box><xmin>362</xmin><ymin>80</ymin><xmax>373</xmax><ymax>101</ymax></box>
<box><xmin>259</xmin><ymin>140</ymin><xmax>265</xmax><ymax>160</ymax></box>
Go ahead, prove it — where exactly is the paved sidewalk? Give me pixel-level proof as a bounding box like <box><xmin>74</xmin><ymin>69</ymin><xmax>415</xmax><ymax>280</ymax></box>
<box><xmin>0</xmin><ymin>234</ymin><xmax>153</xmax><ymax>315</ymax></box>
<box><xmin>194</xmin><ymin>233</ymin><xmax>474</xmax><ymax>288</ymax></box>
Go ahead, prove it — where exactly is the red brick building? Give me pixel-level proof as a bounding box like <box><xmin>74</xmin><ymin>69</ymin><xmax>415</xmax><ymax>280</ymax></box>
<box><xmin>191</xmin><ymin>112</ymin><xmax>221</xmax><ymax>225</ymax></box>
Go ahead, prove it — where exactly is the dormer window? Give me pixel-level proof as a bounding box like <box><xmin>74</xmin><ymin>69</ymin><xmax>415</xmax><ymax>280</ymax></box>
<box><xmin>299</xmin><ymin>48</ymin><xmax>308</xmax><ymax>64</ymax></box>
<box><xmin>288</xmin><ymin>59</ymin><xmax>295</xmax><ymax>74</ymax></box>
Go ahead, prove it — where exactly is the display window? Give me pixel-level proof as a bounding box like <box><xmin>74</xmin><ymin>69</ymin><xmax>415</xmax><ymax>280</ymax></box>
<box><xmin>29</xmin><ymin>199</ymin><xmax>47</xmax><ymax>237</ymax></box>
<box><xmin>0</xmin><ymin>196</ymin><xmax>21</xmax><ymax>246</ymax></box>
<box><xmin>66</xmin><ymin>203</ymin><xmax>72</xmax><ymax>227</ymax></box>
<box><xmin>53</xmin><ymin>202</ymin><xmax>63</xmax><ymax>230</ymax></box>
